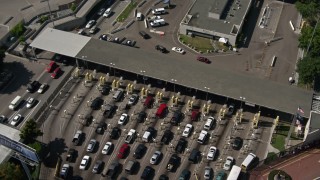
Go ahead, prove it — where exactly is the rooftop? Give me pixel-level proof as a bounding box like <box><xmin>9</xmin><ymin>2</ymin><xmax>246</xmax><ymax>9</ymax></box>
<box><xmin>310</xmin><ymin>111</ymin><xmax>320</xmax><ymax>130</ymax></box>
<box><xmin>0</xmin><ymin>124</ymin><xmax>20</xmax><ymax>163</ymax></box>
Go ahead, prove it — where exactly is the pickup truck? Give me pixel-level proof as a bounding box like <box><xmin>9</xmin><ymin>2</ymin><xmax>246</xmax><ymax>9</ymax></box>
<box><xmin>125</xmin><ymin>129</ymin><xmax>136</xmax><ymax>144</ymax></box>
<box><xmin>72</xmin><ymin>130</ymin><xmax>83</xmax><ymax>145</ymax></box>
<box><xmin>103</xmin><ymin>161</ymin><xmax>119</xmax><ymax>178</ymax></box>
<box><xmin>166</xmin><ymin>154</ymin><xmax>179</xmax><ymax>172</ymax></box>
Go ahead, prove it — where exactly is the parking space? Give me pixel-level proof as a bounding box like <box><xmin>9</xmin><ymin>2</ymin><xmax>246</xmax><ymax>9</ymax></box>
<box><xmin>40</xmin><ymin>67</ymin><xmax>277</xmax><ymax>180</ymax></box>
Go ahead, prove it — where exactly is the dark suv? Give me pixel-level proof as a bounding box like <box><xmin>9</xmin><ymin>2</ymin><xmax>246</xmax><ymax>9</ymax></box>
<box><xmin>155</xmin><ymin>45</ymin><xmax>167</xmax><ymax>53</ymax></box>
<box><xmin>175</xmin><ymin>138</ymin><xmax>187</xmax><ymax>153</ymax></box>
<box><xmin>27</xmin><ymin>81</ymin><xmax>40</xmax><ymax>93</ymax></box>
<box><xmin>141</xmin><ymin>166</ymin><xmax>154</xmax><ymax>180</ymax></box>
<box><xmin>139</xmin><ymin>31</ymin><xmax>150</xmax><ymax>39</ymax></box>
<box><xmin>95</xmin><ymin>122</ymin><xmax>106</xmax><ymax>134</ymax></box>
<box><xmin>161</xmin><ymin>130</ymin><xmax>173</xmax><ymax>144</ymax></box>
<box><xmin>171</xmin><ymin>111</ymin><xmax>183</xmax><ymax>125</ymax></box>
<box><xmin>90</xmin><ymin>97</ymin><xmax>103</xmax><ymax>110</ymax></box>
<box><xmin>110</xmin><ymin>127</ymin><xmax>121</xmax><ymax>139</ymax></box>
<box><xmin>103</xmin><ymin>104</ymin><xmax>116</xmax><ymax>118</ymax></box>
<box><xmin>137</xmin><ymin>111</ymin><xmax>147</xmax><ymax>123</ymax></box>
<box><xmin>133</xmin><ymin>144</ymin><xmax>147</xmax><ymax>159</ymax></box>
<box><xmin>232</xmin><ymin>137</ymin><xmax>243</xmax><ymax>150</ymax></box>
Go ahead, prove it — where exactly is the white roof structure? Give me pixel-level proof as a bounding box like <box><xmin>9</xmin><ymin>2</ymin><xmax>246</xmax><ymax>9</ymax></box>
<box><xmin>0</xmin><ymin>124</ymin><xmax>20</xmax><ymax>163</ymax></box>
<box><xmin>30</xmin><ymin>28</ymin><xmax>91</xmax><ymax>57</ymax></box>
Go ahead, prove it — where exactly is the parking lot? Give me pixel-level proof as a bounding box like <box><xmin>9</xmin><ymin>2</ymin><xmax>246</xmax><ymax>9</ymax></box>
<box><xmin>39</xmin><ymin>68</ymin><xmax>277</xmax><ymax>180</ymax></box>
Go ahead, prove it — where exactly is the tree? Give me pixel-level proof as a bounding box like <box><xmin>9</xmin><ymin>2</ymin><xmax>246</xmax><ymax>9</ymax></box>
<box><xmin>297</xmin><ymin>56</ymin><xmax>320</xmax><ymax>84</ymax></box>
<box><xmin>10</xmin><ymin>22</ymin><xmax>25</xmax><ymax>37</ymax></box>
<box><xmin>298</xmin><ymin>22</ymin><xmax>320</xmax><ymax>57</ymax></box>
<box><xmin>70</xmin><ymin>3</ymin><xmax>76</xmax><ymax>12</ymax></box>
<box><xmin>296</xmin><ymin>0</ymin><xmax>320</xmax><ymax>24</ymax></box>
<box><xmin>19</xmin><ymin>119</ymin><xmax>43</xmax><ymax>144</ymax></box>
<box><xmin>0</xmin><ymin>162</ymin><xmax>25</xmax><ymax>180</ymax></box>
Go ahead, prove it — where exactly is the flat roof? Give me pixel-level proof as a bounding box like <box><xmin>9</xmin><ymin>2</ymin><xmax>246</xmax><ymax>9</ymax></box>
<box><xmin>187</xmin><ymin>0</ymin><xmax>252</xmax><ymax>35</ymax></box>
<box><xmin>75</xmin><ymin>38</ymin><xmax>313</xmax><ymax>117</ymax></box>
<box><xmin>30</xmin><ymin>28</ymin><xmax>90</xmax><ymax>57</ymax></box>
<box><xmin>0</xmin><ymin>124</ymin><xmax>20</xmax><ymax>163</ymax></box>
<box><xmin>310</xmin><ymin>111</ymin><xmax>320</xmax><ymax>129</ymax></box>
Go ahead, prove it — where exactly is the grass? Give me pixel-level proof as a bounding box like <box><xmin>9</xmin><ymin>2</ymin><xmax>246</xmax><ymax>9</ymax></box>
<box><xmin>31</xmin><ymin>163</ymin><xmax>41</xmax><ymax>180</ymax></box>
<box><xmin>117</xmin><ymin>2</ymin><xmax>138</xmax><ymax>22</ymax></box>
<box><xmin>179</xmin><ymin>34</ymin><xmax>215</xmax><ymax>52</ymax></box>
<box><xmin>272</xmin><ymin>134</ymin><xmax>286</xmax><ymax>151</ymax></box>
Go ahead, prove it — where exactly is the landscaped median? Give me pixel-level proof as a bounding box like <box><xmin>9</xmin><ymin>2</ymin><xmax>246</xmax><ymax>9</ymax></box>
<box><xmin>117</xmin><ymin>1</ymin><xmax>139</xmax><ymax>22</ymax></box>
<box><xmin>179</xmin><ymin>34</ymin><xmax>214</xmax><ymax>53</ymax></box>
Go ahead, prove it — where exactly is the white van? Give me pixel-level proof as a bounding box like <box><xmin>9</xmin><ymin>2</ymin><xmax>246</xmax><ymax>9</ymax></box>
<box><xmin>136</xmin><ymin>12</ymin><xmax>143</xmax><ymax>21</ymax></box>
<box><xmin>152</xmin><ymin>8</ymin><xmax>166</xmax><ymax>15</ymax></box>
<box><xmin>197</xmin><ymin>130</ymin><xmax>208</xmax><ymax>144</ymax></box>
<box><xmin>241</xmin><ymin>153</ymin><xmax>256</xmax><ymax>171</ymax></box>
<box><xmin>9</xmin><ymin>96</ymin><xmax>22</xmax><ymax>110</ymax></box>
<box><xmin>150</xmin><ymin>19</ymin><xmax>165</xmax><ymax>27</ymax></box>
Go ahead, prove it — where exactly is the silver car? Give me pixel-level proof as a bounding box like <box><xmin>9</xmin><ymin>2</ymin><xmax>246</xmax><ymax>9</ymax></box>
<box><xmin>223</xmin><ymin>156</ymin><xmax>234</xmax><ymax>170</ymax></box>
<box><xmin>204</xmin><ymin>166</ymin><xmax>212</xmax><ymax>179</ymax></box>
<box><xmin>150</xmin><ymin>151</ymin><xmax>162</xmax><ymax>164</ymax></box>
<box><xmin>87</xmin><ymin>139</ymin><xmax>97</xmax><ymax>152</ymax></box>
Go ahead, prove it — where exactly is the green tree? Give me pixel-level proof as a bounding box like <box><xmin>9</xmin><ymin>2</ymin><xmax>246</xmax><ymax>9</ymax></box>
<box><xmin>298</xmin><ymin>23</ymin><xmax>320</xmax><ymax>57</ymax></box>
<box><xmin>20</xmin><ymin>119</ymin><xmax>43</xmax><ymax>144</ymax></box>
<box><xmin>70</xmin><ymin>3</ymin><xmax>76</xmax><ymax>12</ymax></box>
<box><xmin>10</xmin><ymin>22</ymin><xmax>25</xmax><ymax>37</ymax></box>
<box><xmin>297</xmin><ymin>56</ymin><xmax>320</xmax><ymax>84</ymax></box>
<box><xmin>0</xmin><ymin>162</ymin><xmax>25</xmax><ymax>180</ymax></box>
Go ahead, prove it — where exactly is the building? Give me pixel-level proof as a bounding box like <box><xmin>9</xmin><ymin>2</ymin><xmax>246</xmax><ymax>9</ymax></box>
<box><xmin>179</xmin><ymin>0</ymin><xmax>253</xmax><ymax>46</ymax></box>
<box><xmin>304</xmin><ymin>111</ymin><xmax>320</xmax><ymax>144</ymax></box>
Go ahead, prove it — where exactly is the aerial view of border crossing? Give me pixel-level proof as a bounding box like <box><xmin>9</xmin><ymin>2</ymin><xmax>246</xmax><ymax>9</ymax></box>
<box><xmin>0</xmin><ymin>0</ymin><xmax>320</xmax><ymax>179</ymax></box>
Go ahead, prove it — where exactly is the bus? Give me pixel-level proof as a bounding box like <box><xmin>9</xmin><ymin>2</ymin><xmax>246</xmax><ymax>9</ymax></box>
<box><xmin>9</xmin><ymin>96</ymin><xmax>22</xmax><ymax>110</ymax></box>
<box><xmin>227</xmin><ymin>165</ymin><xmax>241</xmax><ymax>180</ymax></box>
<box><xmin>241</xmin><ymin>153</ymin><xmax>256</xmax><ymax>171</ymax></box>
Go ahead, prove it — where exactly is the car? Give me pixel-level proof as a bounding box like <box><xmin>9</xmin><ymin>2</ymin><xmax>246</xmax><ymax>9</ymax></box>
<box><xmin>118</xmin><ymin>113</ymin><xmax>128</xmax><ymax>125</ymax></box>
<box><xmin>128</xmin><ymin>94</ymin><xmax>138</xmax><ymax>105</ymax></box>
<box><xmin>99</xmin><ymin>34</ymin><xmax>109</xmax><ymax>41</ymax></box>
<box><xmin>90</xmin><ymin>97</ymin><xmax>103</xmax><ymax>110</ymax></box>
<box><xmin>26</xmin><ymin>97</ymin><xmax>36</xmax><ymax>109</ymax></box>
<box><xmin>92</xmin><ymin>160</ymin><xmax>104</xmax><ymax>174</ymax></box>
<box><xmin>142</xmin><ymin>127</ymin><xmax>156</xmax><ymax>142</ymax></box>
<box><xmin>232</xmin><ymin>136</ymin><xmax>243</xmax><ymax>150</ymax></box>
<box><xmin>172</xmin><ymin>47</ymin><xmax>185</xmax><ymax>54</ymax></box>
<box><xmin>97</xmin><ymin>8</ymin><xmax>106</xmax><ymax>16</ymax></box>
<box><xmin>117</xmin><ymin>143</ymin><xmax>129</xmax><ymax>158</ymax></box>
<box><xmin>175</xmin><ymin>138</ymin><xmax>187</xmax><ymax>153</ymax></box>
<box><xmin>103</xmin><ymin>8</ymin><xmax>112</xmax><ymax>17</ymax></box>
<box><xmin>155</xmin><ymin>45</ymin><xmax>167</xmax><ymax>53</ymax></box>
<box><xmin>166</xmin><ymin>154</ymin><xmax>180</xmax><ymax>172</ymax></box>
<box><xmin>103</xmin><ymin>104</ymin><xmax>116</xmax><ymax>118</ymax></box>
<box><xmin>149</xmin><ymin>15</ymin><xmax>162</xmax><ymax>20</ymax></box>
<box><xmin>204</xmin><ymin>166</ymin><xmax>213</xmax><ymax>180</ymax></box>
<box><xmin>78</xmin><ymin>29</ymin><xmax>85</xmax><ymax>35</ymax></box>
<box><xmin>141</xmin><ymin>166</ymin><xmax>154</xmax><ymax>180</ymax></box>
<box><xmin>10</xmin><ymin>114</ymin><xmax>22</xmax><ymax>126</ymax></box>
<box><xmin>197</xmin><ymin>56</ymin><xmax>210</xmax><ymax>63</ymax></box>
<box><xmin>216</xmin><ymin>171</ymin><xmax>226</xmax><ymax>180</ymax></box>
<box><xmin>125</xmin><ymin>40</ymin><xmax>136</xmax><ymax>47</ymax></box>
<box><xmin>102</xmin><ymin>142</ymin><xmax>112</xmax><ymax>155</ymax></box>
<box><xmin>159</xmin><ymin>174</ymin><xmax>169</xmax><ymax>180</ymax></box>
<box><xmin>86</xmin><ymin>139</ymin><xmax>97</xmax><ymax>152</ymax></box>
<box><xmin>79</xmin><ymin>155</ymin><xmax>90</xmax><ymax>170</ymax></box>
<box><xmin>60</xmin><ymin>164</ymin><xmax>70</xmax><ymax>179</ymax></box>
<box><xmin>226</xmin><ymin>103</ymin><xmax>235</xmax><ymax>116</ymax></box>
<box><xmin>110</xmin><ymin>127</ymin><xmax>121</xmax><ymax>139</ymax></box>
<box><xmin>95</xmin><ymin>122</ymin><xmax>106</xmax><ymax>134</ymax></box>
<box><xmin>0</xmin><ymin>115</ymin><xmax>7</xmax><ymax>123</ymax></box>
<box><xmin>137</xmin><ymin>111</ymin><xmax>147</xmax><ymax>123</ymax></box>
<box><xmin>66</xmin><ymin>148</ymin><xmax>76</xmax><ymax>162</ymax></box>
<box><xmin>37</xmin><ymin>83</ymin><xmax>48</xmax><ymax>93</ymax></box>
<box><xmin>46</xmin><ymin>61</ymin><xmax>58</xmax><ymax>73</ymax></box>
<box><xmin>27</xmin><ymin>81</ymin><xmax>40</xmax><ymax>93</ymax></box>
<box><xmin>171</xmin><ymin>111</ymin><xmax>183</xmax><ymax>125</ymax></box>
<box><xmin>113</xmin><ymin>37</ymin><xmax>121</xmax><ymax>43</ymax></box>
<box><xmin>223</xmin><ymin>156</ymin><xmax>234</xmax><ymax>170</ymax></box>
<box><xmin>100</xmin><ymin>85</ymin><xmax>111</xmax><ymax>95</ymax></box>
<box><xmin>133</xmin><ymin>144</ymin><xmax>147</xmax><ymax>159</ymax></box>
<box><xmin>182</xmin><ymin>124</ymin><xmax>193</xmax><ymax>137</ymax></box>
<box><xmin>150</xmin><ymin>150</ymin><xmax>162</xmax><ymax>164</ymax></box>
<box><xmin>207</xmin><ymin>146</ymin><xmax>217</xmax><ymax>160</ymax></box>
<box><xmin>161</xmin><ymin>130</ymin><xmax>173</xmax><ymax>144</ymax></box>
<box><xmin>85</xmin><ymin>20</ymin><xmax>95</xmax><ymax>28</ymax></box>
<box><xmin>179</xmin><ymin>169</ymin><xmax>191</xmax><ymax>180</ymax></box>
<box><xmin>139</xmin><ymin>31</ymin><xmax>150</xmax><ymax>39</ymax></box>
<box><xmin>51</xmin><ymin>67</ymin><xmax>61</xmax><ymax>78</ymax></box>
<box><xmin>89</xmin><ymin>26</ymin><xmax>98</xmax><ymax>34</ymax></box>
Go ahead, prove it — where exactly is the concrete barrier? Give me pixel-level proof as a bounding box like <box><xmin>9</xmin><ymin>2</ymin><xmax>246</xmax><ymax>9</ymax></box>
<box><xmin>138</xmin><ymin>0</ymin><xmax>147</xmax><ymax>7</ymax></box>
<box><xmin>289</xmin><ymin>20</ymin><xmax>295</xmax><ymax>31</ymax></box>
<box><xmin>110</xmin><ymin>27</ymin><xmax>125</xmax><ymax>34</ymax></box>
<box><xmin>125</xmin><ymin>20</ymin><xmax>135</xmax><ymax>29</ymax></box>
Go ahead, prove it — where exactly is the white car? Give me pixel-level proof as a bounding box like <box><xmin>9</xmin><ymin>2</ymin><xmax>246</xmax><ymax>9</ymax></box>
<box><xmin>10</xmin><ymin>114</ymin><xmax>22</xmax><ymax>126</ymax></box>
<box><xmin>85</xmin><ymin>20</ymin><xmax>95</xmax><ymax>29</ymax></box>
<box><xmin>207</xmin><ymin>146</ymin><xmax>217</xmax><ymax>160</ymax></box>
<box><xmin>37</xmin><ymin>83</ymin><xmax>48</xmax><ymax>93</ymax></box>
<box><xmin>118</xmin><ymin>113</ymin><xmax>128</xmax><ymax>125</ymax></box>
<box><xmin>172</xmin><ymin>47</ymin><xmax>185</xmax><ymax>54</ymax></box>
<box><xmin>26</xmin><ymin>97</ymin><xmax>36</xmax><ymax>109</ymax></box>
<box><xmin>86</xmin><ymin>139</ymin><xmax>97</xmax><ymax>152</ymax></box>
<box><xmin>102</xmin><ymin>142</ymin><xmax>112</xmax><ymax>155</ymax></box>
<box><xmin>182</xmin><ymin>124</ymin><xmax>193</xmax><ymax>137</ymax></box>
<box><xmin>223</xmin><ymin>156</ymin><xmax>234</xmax><ymax>170</ymax></box>
<box><xmin>149</xmin><ymin>15</ymin><xmax>161</xmax><ymax>20</ymax></box>
<box><xmin>150</xmin><ymin>150</ymin><xmax>162</xmax><ymax>164</ymax></box>
<box><xmin>128</xmin><ymin>94</ymin><xmax>138</xmax><ymax>105</ymax></box>
<box><xmin>79</xmin><ymin>155</ymin><xmax>90</xmax><ymax>170</ymax></box>
<box><xmin>103</xmin><ymin>8</ymin><xmax>112</xmax><ymax>17</ymax></box>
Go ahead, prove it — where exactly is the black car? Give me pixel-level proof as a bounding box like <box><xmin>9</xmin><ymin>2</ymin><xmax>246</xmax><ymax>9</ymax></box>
<box><xmin>139</xmin><ymin>31</ymin><xmax>150</xmax><ymax>39</ymax></box>
<box><xmin>137</xmin><ymin>111</ymin><xmax>147</xmax><ymax>123</ymax></box>
<box><xmin>159</xmin><ymin>174</ymin><xmax>169</xmax><ymax>180</ymax></box>
<box><xmin>96</xmin><ymin>122</ymin><xmax>106</xmax><ymax>134</ymax></box>
<box><xmin>141</xmin><ymin>166</ymin><xmax>154</xmax><ymax>180</ymax></box>
<box><xmin>92</xmin><ymin>160</ymin><xmax>104</xmax><ymax>174</ymax></box>
<box><xmin>155</xmin><ymin>45</ymin><xmax>167</xmax><ymax>53</ymax></box>
<box><xmin>0</xmin><ymin>115</ymin><xmax>7</xmax><ymax>123</ymax></box>
<box><xmin>110</xmin><ymin>127</ymin><xmax>121</xmax><ymax>139</ymax></box>
<box><xmin>175</xmin><ymin>138</ymin><xmax>187</xmax><ymax>153</ymax></box>
<box><xmin>226</xmin><ymin>103</ymin><xmax>235</xmax><ymax>116</ymax></box>
<box><xmin>171</xmin><ymin>111</ymin><xmax>183</xmax><ymax>125</ymax></box>
<box><xmin>232</xmin><ymin>137</ymin><xmax>243</xmax><ymax>150</ymax></box>
<box><xmin>103</xmin><ymin>104</ymin><xmax>116</xmax><ymax>118</ymax></box>
<box><xmin>134</xmin><ymin>144</ymin><xmax>147</xmax><ymax>159</ymax></box>
<box><xmin>124</xmin><ymin>40</ymin><xmax>136</xmax><ymax>47</ymax></box>
<box><xmin>90</xmin><ymin>97</ymin><xmax>103</xmax><ymax>110</ymax></box>
<box><xmin>99</xmin><ymin>34</ymin><xmax>108</xmax><ymax>41</ymax></box>
<box><xmin>161</xmin><ymin>130</ymin><xmax>173</xmax><ymax>144</ymax></box>
<box><xmin>66</xmin><ymin>148</ymin><xmax>76</xmax><ymax>162</ymax></box>
<box><xmin>100</xmin><ymin>86</ymin><xmax>111</xmax><ymax>95</ymax></box>
<box><xmin>27</xmin><ymin>81</ymin><xmax>40</xmax><ymax>93</ymax></box>
<box><xmin>179</xmin><ymin>169</ymin><xmax>191</xmax><ymax>180</ymax></box>
<box><xmin>84</xmin><ymin>114</ymin><xmax>93</xmax><ymax>126</ymax></box>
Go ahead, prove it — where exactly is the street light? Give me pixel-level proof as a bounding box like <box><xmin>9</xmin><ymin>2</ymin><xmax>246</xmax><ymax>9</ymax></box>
<box><xmin>110</xmin><ymin>63</ymin><xmax>115</xmax><ymax>76</ymax></box>
<box><xmin>204</xmin><ymin>87</ymin><xmax>210</xmax><ymax>101</ymax></box>
<box><xmin>171</xmin><ymin>79</ymin><xmax>177</xmax><ymax>93</ymax></box>
<box><xmin>240</xmin><ymin>96</ymin><xmax>246</xmax><ymax>109</ymax></box>
<box><xmin>140</xmin><ymin>70</ymin><xmax>146</xmax><ymax>85</ymax></box>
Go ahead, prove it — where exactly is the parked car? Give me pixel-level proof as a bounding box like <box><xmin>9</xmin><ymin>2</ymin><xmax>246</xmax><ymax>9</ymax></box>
<box><xmin>204</xmin><ymin>166</ymin><xmax>213</xmax><ymax>180</ymax></box>
<box><xmin>27</xmin><ymin>81</ymin><xmax>40</xmax><ymax>93</ymax></box>
<box><xmin>37</xmin><ymin>83</ymin><xmax>48</xmax><ymax>93</ymax></box>
<box><xmin>150</xmin><ymin>151</ymin><xmax>162</xmax><ymax>164</ymax></box>
<box><xmin>46</xmin><ymin>61</ymin><xmax>58</xmax><ymax>73</ymax></box>
<box><xmin>226</xmin><ymin>103</ymin><xmax>235</xmax><ymax>116</ymax></box>
<box><xmin>87</xmin><ymin>139</ymin><xmax>97</xmax><ymax>152</ymax></box>
<box><xmin>197</xmin><ymin>56</ymin><xmax>210</xmax><ymax>63</ymax></box>
<box><xmin>117</xmin><ymin>143</ymin><xmax>129</xmax><ymax>158</ymax></box>
<box><xmin>110</xmin><ymin>127</ymin><xmax>121</xmax><ymax>139</ymax></box>
<box><xmin>172</xmin><ymin>47</ymin><xmax>185</xmax><ymax>54</ymax></box>
<box><xmin>125</xmin><ymin>40</ymin><xmax>136</xmax><ymax>47</ymax></box>
<box><xmin>26</xmin><ymin>97</ymin><xmax>36</xmax><ymax>108</ymax></box>
<box><xmin>0</xmin><ymin>115</ymin><xmax>7</xmax><ymax>123</ymax></box>
<box><xmin>207</xmin><ymin>146</ymin><xmax>217</xmax><ymax>160</ymax></box>
<box><xmin>128</xmin><ymin>94</ymin><xmax>138</xmax><ymax>105</ymax></box>
<box><xmin>182</xmin><ymin>124</ymin><xmax>193</xmax><ymax>137</ymax></box>
<box><xmin>161</xmin><ymin>130</ymin><xmax>173</xmax><ymax>144</ymax></box>
<box><xmin>155</xmin><ymin>45</ymin><xmax>167</xmax><ymax>53</ymax></box>
<box><xmin>179</xmin><ymin>169</ymin><xmax>191</xmax><ymax>180</ymax></box>
<box><xmin>92</xmin><ymin>160</ymin><xmax>104</xmax><ymax>174</ymax></box>
<box><xmin>89</xmin><ymin>26</ymin><xmax>98</xmax><ymax>34</ymax></box>
<box><xmin>175</xmin><ymin>138</ymin><xmax>187</xmax><ymax>153</ymax></box>
<box><xmin>223</xmin><ymin>156</ymin><xmax>234</xmax><ymax>170</ymax></box>
<box><xmin>95</xmin><ymin>122</ymin><xmax>106</xmax><ymax>134</ymax></box>
<box><xmin>10</xmin><ymin>114</ymin><xmax>22</xmax><ymax>126</ymax></box>
<box><xmin>51</xmin><ymin>67</ymin><xmax>61</xmax><ymax>78</ymax></box>
<box><xmin>118</xmin><ymin>113</ymin><xmax>128</xmax><ymax>125</ymax></box>
<box><xmin>141</xmin><ymin>166</ymin><xmax>154</xmax><ymax>180</ymax></box>
<box><xmin>60</xmin><ymin>164</ymin><xmax>69</xmax><ymax>179</ymax></box>
<box><xmin>133</xmin><ymin>144</ymin><xmax>147</xmax><ymax>159</ymax></box>
<box><xmin>79</xmin><ymin>155</ymin><xmax>90</xmax><ymax>170</ymax></box>
<box><xmin>139</xmin><ymin>31</ymin><xmax>150</xmax><ymax>39</ymax></box>
<box><xmin>102</xmin><ymin>142</ymin><xmax>112</xmax><ymax>155</ymax></box>
<box><xmin>216</xmin><ymin>171</ymin><xmax>226</xmax><ymax>180</ymax></box>
<box><xmin>85</xmin><ymin>20</ymin><xmax>95</xmax><ymax>28</ymax></box>
<box><xmin>103</xmin><ymin>8</ymin><xmax>112</xmax><ymax>17</ymax></box>
<box><xmin>90</xmin><ymin>97</ymin><xmax>103</xmax><ymax>110</ymax></box>
<box><xmin>97</xmin><ymin>8</ymin><xmax>106</xmax><ymax>16</ymax></box>
<box><xmin>232</xmin><ymin>136</ymin><xmax>243</xmax><ymax>150</ymax></box>
<box><xmin>137</xmin><ymin>111</ymin><xmax>147</xmax><ymax>123</ymax></box>
<box><xmin>99</xmin><ymin>34</ymin><xmax>109</xmax><ymax>41</ymax></box>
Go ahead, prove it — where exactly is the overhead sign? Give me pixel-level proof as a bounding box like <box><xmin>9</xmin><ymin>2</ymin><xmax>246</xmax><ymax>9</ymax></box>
<box><xmin>0</xmin><ymin>134</ymin><xmax>39</xmax><ymax>164</ymax></box>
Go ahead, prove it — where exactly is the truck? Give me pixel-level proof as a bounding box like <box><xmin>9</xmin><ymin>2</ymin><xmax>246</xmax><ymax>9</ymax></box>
<box><xmin>166</xmin><ymin>154</ymin><xmax>179</xmax><ymax>172</ymax></box>
<box><xmin>102</xmin><ymin>161</ymin><xmax>119</xmax><ymax>178</ymax></box>
<box><xmin>125</xmin><ymin>129</ymin><xmax>136</xmax><ymax>144</ymax></box>
<box><xmin>66</xmin><ymin>148</ymin><xmax>75</xmax><ymax>162</ymax></box>
<box><xmin>72</xmin><ymin>130</ymin><xmax>83</xmax><ymax>145</ymax></box>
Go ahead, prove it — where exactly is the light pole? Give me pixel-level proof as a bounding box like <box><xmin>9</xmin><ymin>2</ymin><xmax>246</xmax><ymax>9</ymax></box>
<box><xmin>140</xmin><ymin>70</ymin><xmax>146</xmax><ymax>85</ymax></box>
<box><xmin>171</xmin><ymin>79</ymin><xmax>177</xmax><ymax>93</ymax></box>
<box><xmin>46</xmin><ymin>0</ymin><xmax>55</xmax><ymax>28</ymax></box>
<box><xmin>204</xmin><ymin>87</ymin><xmax>210</xmax><ymax>101</ymax></box>
<box><xmin>240</xmin><ymin>96</ymin><xmax>246</xmax><ymax>109</ymax></box>
<box><xmin>110</xmin><ymin>63</ymin><xmax>115</xmax><ymax>76</ymax></box>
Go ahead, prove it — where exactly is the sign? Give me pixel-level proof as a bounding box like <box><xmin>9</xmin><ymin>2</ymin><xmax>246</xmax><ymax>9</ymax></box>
<box><xmin>0</xmin><ymin>134</ymin><xmax>39</xmax><ymax>164</ymax></box>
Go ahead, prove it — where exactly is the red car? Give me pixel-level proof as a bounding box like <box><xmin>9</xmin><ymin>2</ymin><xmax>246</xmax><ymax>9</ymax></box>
<box><xmin>197</xmin><ymin>56</ymin><xmax>210</xmax><ymax>64</ymax></box>
<box><xmin>46</xmin><ymin>61</ymin><xmax>58</xmax><ymax>72</ymax></box>
<box><xmin>51</xmin><ymin>67</ymin><xmax>61</xmax><ymax>78</ymax></box>
<box><xmin>117</xmin><ymin>143</ymin><xmax>129</xmax><ymax>159</ymax></box>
